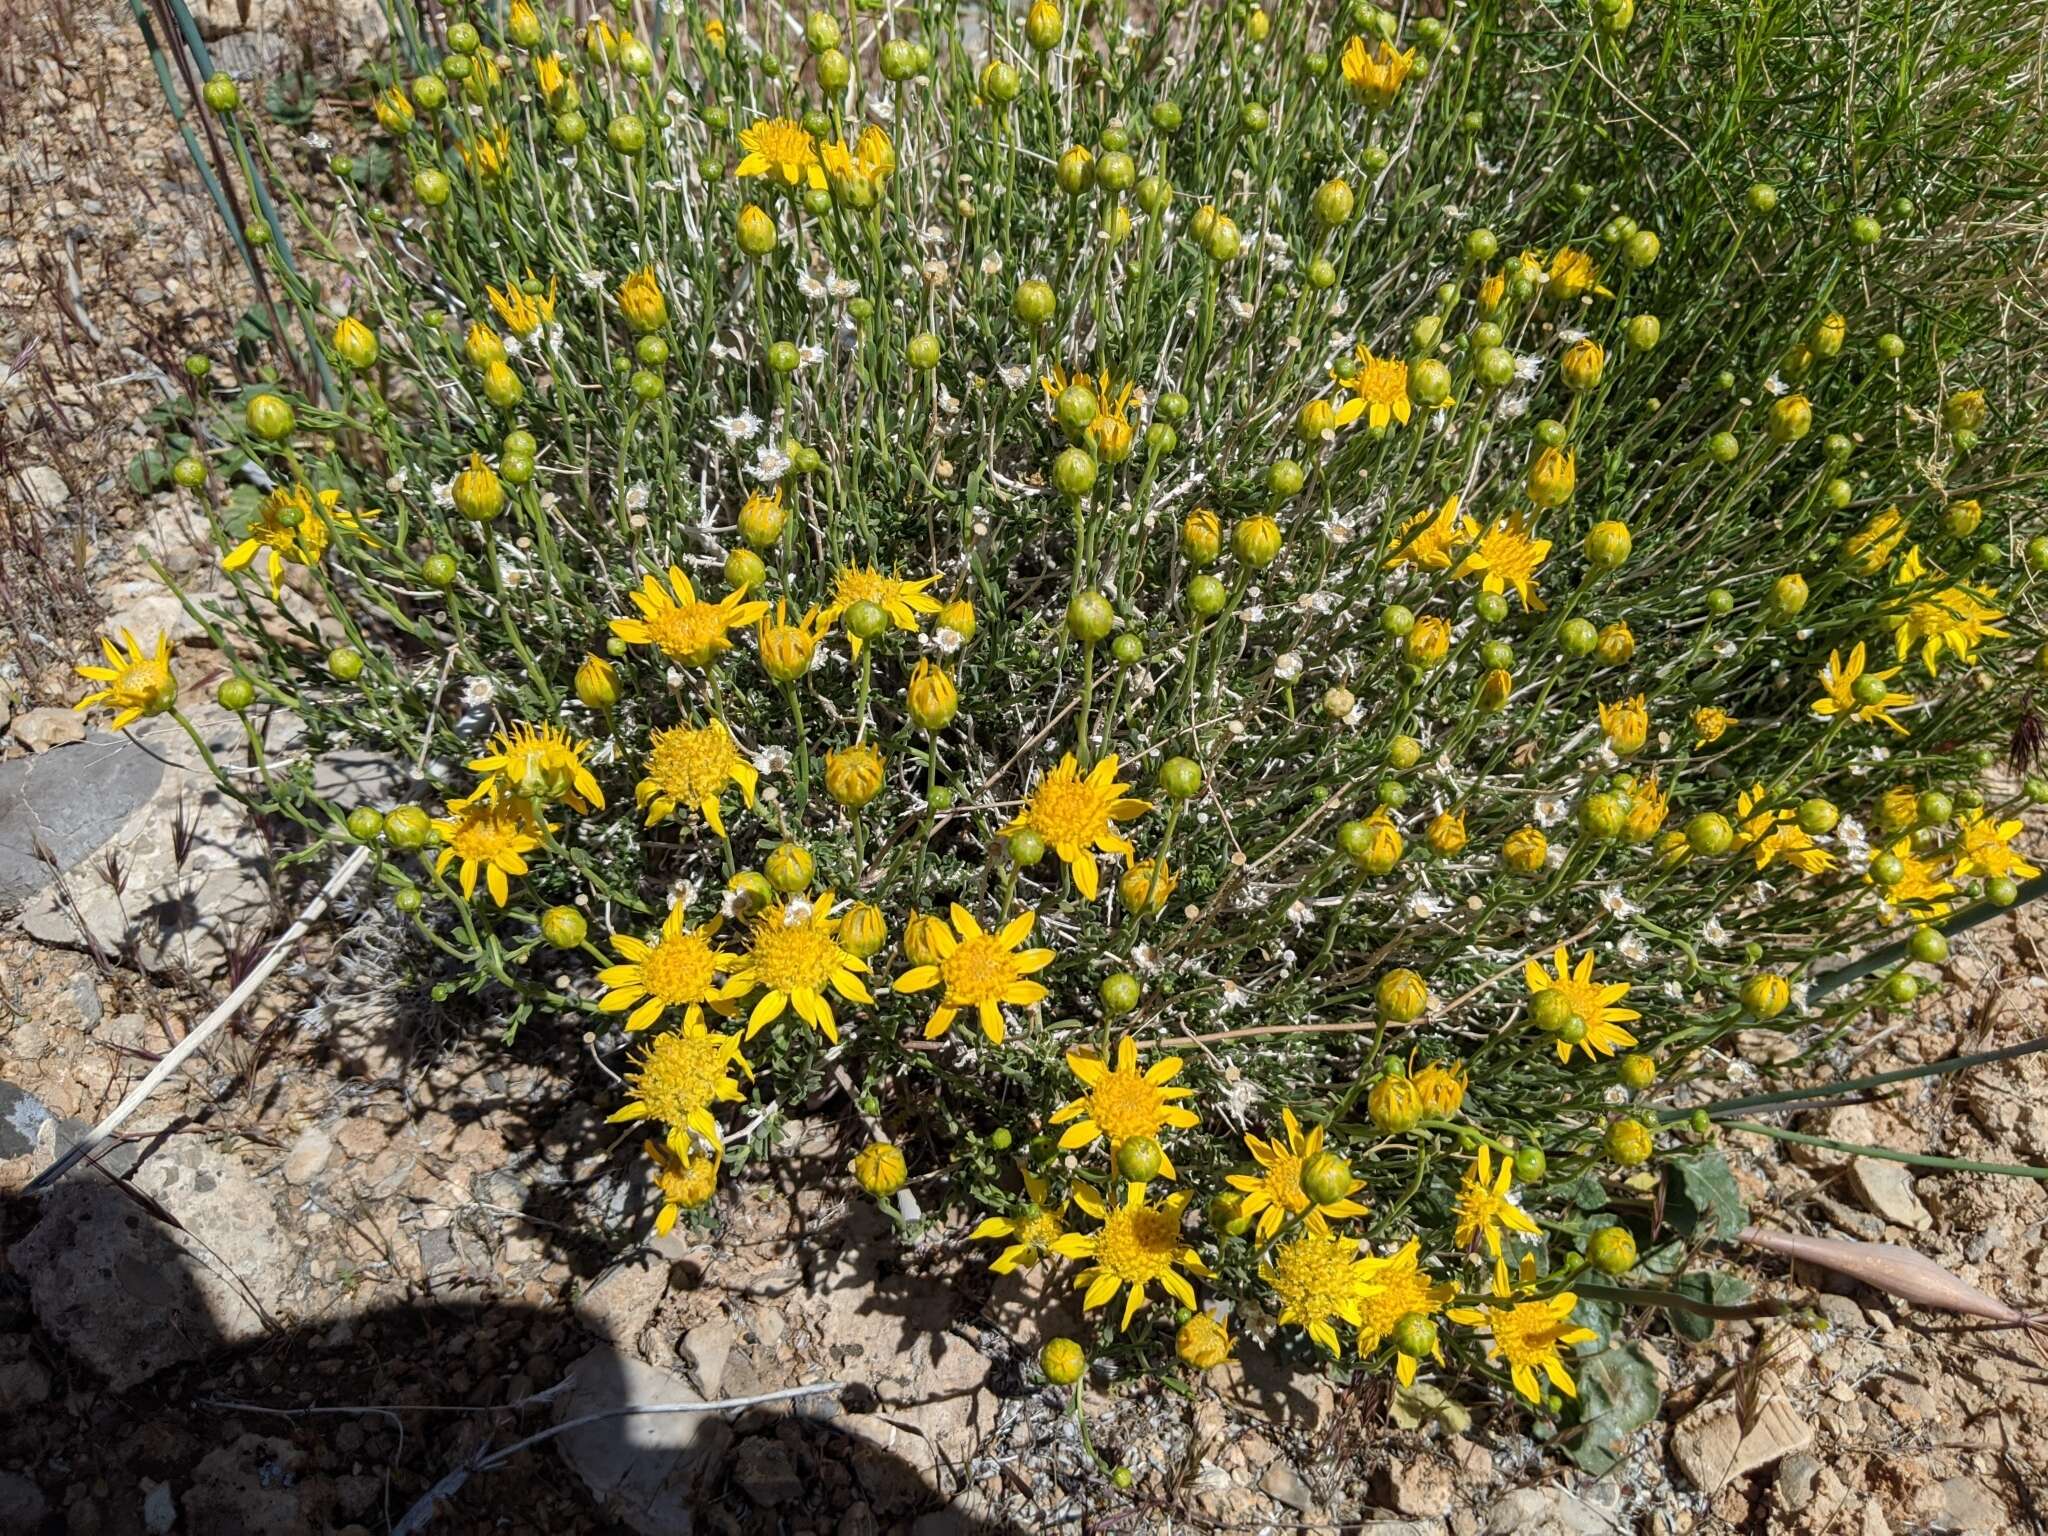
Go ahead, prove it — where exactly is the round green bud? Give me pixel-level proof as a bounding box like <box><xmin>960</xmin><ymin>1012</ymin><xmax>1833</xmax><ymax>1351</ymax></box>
<box><xmin>1298</xmin><ymin>1150</ymin><xmax>1354</xmax><ymax>1207</ymax></box>
<box><xmin>1100</xmin><ymin>971</ymin><xmax>1141</xmax><ymax>1015</ymax></box>
<box><xmin>1116</xmin><ymin>1135</ymin><xmax>1163</xmax><ymax>1182</ymax></box>
<box><xmin>1588</xmin><ymin>1225</ymin><xmax>1638</xmax><ymax>1276</ymax></box>
<box><xmin>1009</xmin><ymin>828</ymin><xmax>1048</xmax><ymax>867</ymax></box>
<box><xmin>540</xmin><ymin>906</ymin><xmax>588</xmax><ymax>948</ymax></box>
<box><xmin>1066</xmin><ymin>590</ymin><xmax>1115</xmax><ymax>643</ymax></box>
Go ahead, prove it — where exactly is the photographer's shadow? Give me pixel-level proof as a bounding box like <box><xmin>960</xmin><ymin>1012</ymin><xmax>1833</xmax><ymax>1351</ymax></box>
<box><xmin>0</xmin><ymin>1178</ymin><xmax>1035</xmax><ymax>1536</ymax></box>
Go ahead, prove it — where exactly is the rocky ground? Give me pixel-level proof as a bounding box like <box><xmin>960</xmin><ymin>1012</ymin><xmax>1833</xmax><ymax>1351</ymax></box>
<box><xmin>5</xmin><ymin>4</ymin><xmax>2048</xmax><ymax>1535</ymax></box>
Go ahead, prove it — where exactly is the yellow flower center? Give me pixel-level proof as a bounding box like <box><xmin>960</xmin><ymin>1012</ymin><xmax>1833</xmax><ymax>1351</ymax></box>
<box><xmin>629</xmin><ymin>1032</ymin><xmax>730</xmax><ymax>1122</ymax></box>
<box><xmin>831</xmin><ymin>567</ymin><xmax>898</xmax><ymax>609</ymax></box>
<box><xmin>1255</xmin><ymin>1151</ymin><xmax>1310</xmax><ymax>1217</ymax></box>
<box><xmin>1086</xmin><ymin>1068</ymin><xmax>1167</xmax><ymax>1141</ymax></box>
<box><xmin>1268</xmin><ymin>1234</ymin><xmax>1356</xmax><ymax>1323</ymax></box>
<box><xmin>1489</xmin><ymin>1300</ymin><xmax>1564</xmax><ymax>1366</ymax></box>
<box><xmin>1014</xmin><ymin>1207</ymin><xmax>1064</xmax><ymax>1253</ymax></box>
<box><xmin>1349</xmin><ymin>354</ymin><xmax>1409</xmax><ymax>407</ymax></box>
<box><xmin>647</xmin><ymin>599</ymin><xmax>737</xmax><ymax>663</ymax></box>
<box><xmin>1356</xmin><ymin>1269</ymin><xmax>1433</xmax><ymax>1342</ymax></box>
<box><xmin>938</xmin><ymin>934</ymin><xmax>1020</xmax><ymax>1005</ymax></box>
<box><xmin>655</xmin><ymin>1152</ymin><xmax>718</xmax><ymax>1208</ymax></box>
<box><xmin>745</xmin><ymin>118</ymin><xmax>818</xmax><ymax>174</ymax></box>
<box><xmin>1474</xmin><ymin>525</ymin><xmax>1542</xmax><ymax>584</ymax></box>
<box><xmin>1094</xmin><ymin>1203</ymin><xmax>1183</xmax><ymax>1285</ymax></box>
<box><xmin>641</xmin><ymin>932</ymin><xmax>719</xmax><ymax>1005</ymax></box>
<box><xmin>448</xmin><ymin>803</ymin><xmax>527</xmax><ymax>861</ymax></box>
<box><xmin>1024</xmin><ymin>776</ymin><xmax>1113</xmax><ymax>849</ymax></box>
<box><xmin>746</xmin><ymin>913</ymin><xmax>841</xmax><ymax>994</ymax></box>
<box><xmin>646</xmin><ymin>725</ymin><xmax>739</xmax><ymax>804</ymax></box>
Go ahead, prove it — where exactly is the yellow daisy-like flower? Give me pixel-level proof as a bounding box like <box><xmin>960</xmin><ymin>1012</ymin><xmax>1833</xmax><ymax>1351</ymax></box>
<box><xmin>1538</xmin><ymin>245</ymin><xmax>1613</xmax><ymax>303</ymax></box>
<box><xmin>1050</xmin><ymin>1037</ymin><xmax>1199</xmax><ymax>1172</ymax></box>
<box><xmin>1870</xmin><ymin>835</ymin><xmax>1958</xmax><ymax>919</ymax></box>
<box><xmin>1261</xmin><ymin>1230</ymin><xmax>1368</xmax><ymax>1356</ymax></box>
<box><xmin>1887</xmin><ymin>547</ymin><xmax>2008</xmax><ymax>674</ymax></box>
<box><xmin>468</xmin><ymin>721</ymin><xmax>605</xmax><ymax>811</ymax></box>
<box><xmin>534</xmin><ymin>52</ymin><xmax>571</xmax><ymax>104</ymax></box>
<box><xmin>486</xmin><ymin>271</ymin><xmax>557</xmax><ymax>335</ymax></box>
<box><xmin>1735</xmin><ymin>784</ymin><xmax>1836</xmax><ymax>876</ymax></box>
<box><xmin>1452</xmin><ymin>1145</ymin><xmax>1541</xmax><ymax>1258</ymax></box>
<box><xmin>1453</xmin><ymin>512</ymin><xmax>1552</xmax><ymax>612</ymax></box>
<box><xmin>1002</xmin><ymin>752</ymin><xmax>1151</xmax><ymax>900</ymax></box>
<box><xmin>1692</xmin><ymin>705</ymin><xmax>1736</xmax><ymax>747</ymax></box>
<box><xmin>1339</xmin><ymin>35</ymin><xmax>1416</xmax><ymax>108</ymax></box>
<box><xmin>1332</xmin><ymin>345</ymin><xmax>1412</xmax><ymax>430</ymax></box>
<box><xmin>968</xmin><ymin>1169</ymin><xmax>1068</xmax><ymax>1274</ymax></box>
<box><xmin>1225</xmin><ymin>1108</ymin><xmax>1369</xmax><ymax>1241</ymax></box>
<box><xmin>611</xmin><ymin>566</ymin><xmax>771</xmax><ymax>668</ymax></box>
<box><xmin>221</xmin><ymin>484</ymin><xmax>375</xmax><ymax>601</ymax></box>
<box><xmin>72</xmin><ymin>629</ymin><xmax>177</xmax><ymax>732</ymax></box>
<box><xmin>637</xmin><ymin>720</ymin><xmax>759</xmax><ymax>836</ymax></box>
<box><xmin>644</xmin><ymin>1135</ymin><xmax>720</xmax><ymax>1234</ymax></box>
<box><xmin>891</xmin><ymin>904</ymin><xmax>1054</xmax><ymax>1045</ymax></box>
<box><xmin>432</xmin><ymin>795</ymin><xmax>553</xmax><ymax>906</ymax></box>
<box><xmin>1953</xmin><ymin>809</ymin><xmax>2040</xmax><ymax>883</ymax></box>
<box><xmin>727</xmin><ymin>890</ymin><xmax>874</xmax><ymax>1044</ymax></box>
<box><xmin>819</xmin><ymin>565</ymin><xmax>943</xmax><ymax>655</ymax></box>
<box><xmin>459</xmin><ymin>129</ymin><xmax>512</xmax><ymax>180</ymax></box>
<box><xmin>1813</xmin><ymin>642</ymin><xmax>1913</xmax><ymax>734</ymax></box>
<box><xmin>1525</xmin><ymin>944</ymin><xmax>1640</xmax><ymax>1064</ymax></box>
<box><xmin>1385</xmin><ymin>494</ymin><xmax>1470</xmax><ymax>572</ymax></box>
<box><xmin>1353</xmin><ymin>1238</ymin><xmax>1457</xmax><ymax>1386</ymax></box>
<box><xmin>1041</xmin><ymin>364</ymin><xmax>1138</xmax><ymax>460</ymax></box>
<box><xmin>1411</xmin><ymin>1060</ymin><xmax>1469</xmax><ymax>1118</ymax></box>
<box><xmin>1052</xmin><ymin>1182</ymin><xmax>1209</xmax><ymax>1331</ymax></box>
<box><xmin>820</xmin><ymin>123</ymin><xmax>896</xmax><ymax>197</ymax></box>
<box><xmin>1623</xmin><ymin>775</ymin><xmax>1669</xmax><ymax>843</ymax></box>
<box><xmin>1841</xmin><ymin>506</ymin><xmax>1908</xmax><ymax>576</ymax></box>
<box><xmin>598</xmin><ymin>902</ymin><xmax>743</xmax><ymax>1033</ymax></box>
<box><xmin>1598</xmin><ymin>695</ymin><xmax>1648</xmax><ymax>756</ymax></box>
<box><xmin>607</xmin><ymin>1022</ymin><xmax>751</xmax><ymax>1149</ymax></box>
<box><xmin>1447</xmin><ymin>1257</ymin><xmax>1598</xmax><ymax>1405</ymax></box>
<box><xmin>735</xmin><ymin>115</ymin><xmax>826</xmax><ymax>188</ymax></box>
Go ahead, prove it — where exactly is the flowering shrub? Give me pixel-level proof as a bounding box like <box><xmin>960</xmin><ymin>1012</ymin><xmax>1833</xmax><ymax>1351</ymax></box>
<box><xmin>102</xmin><ymin>0</ymin><xmax>2048</xmax><ymax>1442</ymax></box>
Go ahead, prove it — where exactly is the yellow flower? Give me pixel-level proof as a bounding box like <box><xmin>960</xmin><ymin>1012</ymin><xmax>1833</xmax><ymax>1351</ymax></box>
<box><xmin>819</xmin><ymin>565</ymin><xmax>943</xmax><ymax>655</ymax></box>
<box><xmin>611</xmin><ymin>565</ymin><xmax>771</xmax><ymax>667</ymax></box>
<box><xmin>1053</xmin><ymin>1182</ymin><xmax>1209</xmax><ymax>1331</ymax></box>
<box><xmin>1225</xmin><ymin>1108</ymin><xmax>1369</xmax><ymax>1240</ymax></box>
<box><xmin>374</xmin><ymin>85</ymin><xmax>414</xmax><ymax>133</ymax></box>
<box><xmin>823</xmin><ymin>742</ymin><xmax>886</xmax><ymax>809</ymax></box>
<box><xmin>1692</xmin><ymin>706</ymin><xmax>1736</xmax><ymax>747</ymax></box>
<box><xmin>534</xmin><ymin>52</ymin><xmax>572</xmax><ymax>105</ymax></box>
<box><xmin>487</xmin><ymin>272</ymin><xmax>558</xmax><ymax>336</ymax></box>
<box><xmin>1501</xmin><ymin>825</ymin><xmax>1549</xmax><ymax>875</ymax></box>
<box><xmin>1261</xmin><ymin>1230</ymin><xmax>1367</xmax><ymax>1355</ymax></box>
<box><xmin>1332</xmin><ymin>345</ymin><xmax>1413</xmax><ymax>430</ymax></box>
<box><xmin>1477</xmin><ymin>269</ymin><xmax>1507</xmax><ymax>315</ymax></box>
<box><xmin>703</xmin><ymin>15</ymin><xmax>727</xmax><ymax>49</ymax></box>
<box><xmin>1339</xmin><ymin>35</ymin><xmax>1416</xmax><ymax>108</ymax></box>
<box><xmin>1050</xmin><ymin>1037</ymin><xmax>1199</xmax><ymax>1169</ymax></box>
<box><xmin>636</xmin><ymin>720</ymin><xmax>759</xmax><ymax>835</ymax></box>
<box><xmin>1525</xmin><ymin>945</ymin><xmax>1640</xmax><ymax>1064</ymax></box>
<box><xmin>467</xmin><ymin>722</ymin><xmax>605</xmax><ymax>811</ymax></box>
<box><xmin>821</xmin><ymin>123</ymin><xmax>896</xmax><ymax>198</ymax></box>
<box><xmin>1539</xmin><ymin>245</ymin><xmax>1613</xmax><ymax>302</ymax></box>
<box><xmin>1887</xmin><ymin>547</ymin><xmax>2007</xmax><ymax>674</ymax></box>
<box><xmin>1004</xmin><ymin>752</ymin><xmax>1151</xmax><ymax>900</ymax></box>
<box><xmin>1598</xmin><ymin>695</ymin><xmax>1648</xmax><ymax>756</ymax></box>
<box><xmin>459</xmin><ymin>129</ymin><xmax>512</xmax><ymax>180</ymax></box>
<box><xmin>1353</xmin><ymin>1239</ymin><xmax>1457</xmax><ymax>1386</ymax></box>
<box><xmin>598</xmin><ymin>902</ymin><xmax>743</xmax><ymax>1033</ymax></box>
<box><xmin>1446</xmin><ymin>1257</ymin><xmax>1598</xmax><ymax>1405</ymax></box>
<box><xmin>221</xmin><ymin>484</ymin><xmax>374</xmax><ymax>601</ymax></box>
<box><xmin>1426</xmin><ymin>809</ymin><xmax>1468</xmax><ymax>856</ymax></box>
<box><xmin>1953</xmin><ymin>809</ymin><xmax>2039</xmax><ymax>883</ymax></box>
<box><xmin>1042</xmin><ymin>364</ymin><xmax>1139</xmax><ymax>461</ymax></box>
<box><xmin>1386</xmin><ymin>494</ymin><xmax>1470</xmax><ymax>572</ymax></box>
<box><xmin>968</xmin><ymin>1169</ymin><xmax>1068</xmax><ymax>1274</ymax></box>
<box><xmin>72</xmin><ymin>629</ymin><xmax>177</xmax><ymax>731</ymax></box>
<box><xmin>1841</xmin><ymin>506</ymin><xmax>1908</xmax><ymax>576</ymax></box>
<box><xmin>735</xmin><ymin>115</ymin><xmax>826</xmax><ymax>189</ymax></box>
<box><xmin>1454</xmin><ymin>512</ymin><xmax>1552</xmax><ymax>612</ymax></box>
<box><xmin>1870</xmin><ymin>835</ymin><xmax>1957</xmax><ymax>919</ymax></box>
<box><xmin>1878</xmin><ymin>785</ymin><xmax>1921</xmax><ymax>832</ymax></box>
<box><xmin>432</xmin><ymin>795</ymin><xmax>553</xmax><ymax>906</ymax></box>
<box><xmin>757</xmin><ymin>599</ymin><xmax>823</xmax><ymax>683</ymax></box>
<box><xmin>1119</xmin><ymin>859</ymin><xmax>1179</xmax><ymax>914</ymax></box>
<box><xmin>1526</xmin><ymin>446</ymin><xmax>1577</xmax><ymax>509</ymax></box>
<box><xmin>1452</xmin><ymin>1145</ymin><xmax>1541</xmax><ymax>1257</ymax></box>
<box><xmin>1177</xmin><ymin>1313</ymin><xmax>1233</xmax><ymax>1370</ymax></box>
<box><xmin>617</xmin><ymin>265</ymin><xmax>668</xmax><ymax>332</ymax></box>
<box><xmin>644</xmin><ymin>1135</ymin><xmax>719</xmax><ymax>1234</ymax></box>
<box><xmin>1813</xmin><ymin>642</ymin><xmax>1913</xmax><ymax>734</ymax></box>
<box><xmin>608</xmin><ymin>1022</ymin><xmax>751</xmax><ymax>1149</ymax></box>
<box><xmin>1411</xmin><ymin>1061</ymin><xmax>1468</xmax><ymax>1118</ymax></box>
<box><xmin>853</xmin><ymin>1142</ymin><xmax>908</xmax><ymax>1196</ymax></box>
<box><xmin>1735</xmin><ymin>784</ymin><xmax>1836</xmax><ymax>876</ymax></box>
<box><xmin>892</xmin><ymin>904</ymin><xmax>1054</xmax><ymax>1044</ymax></box>
<box><xmin>726</xmin><ymin>890</ymin><xmax>873</xmax><ymax>1043</ymax></box>
<box><xmin>1623</xmin><ymin>775</ymin><xmax>1669</xmax><ymax>843</ymax></box>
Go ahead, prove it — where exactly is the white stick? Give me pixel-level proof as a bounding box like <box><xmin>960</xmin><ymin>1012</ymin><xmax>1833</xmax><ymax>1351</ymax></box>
<box><xmin>28</xmin><ymin>845</ymin><xmax>374</xmax><ymax>1193</ymax></box>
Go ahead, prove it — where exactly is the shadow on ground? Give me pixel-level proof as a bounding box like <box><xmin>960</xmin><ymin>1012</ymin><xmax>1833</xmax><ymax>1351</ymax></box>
<box><xmin>0</xmin><ymin>1178</ymin><xmax>1034</xmax><ymax>1536</ymax></box>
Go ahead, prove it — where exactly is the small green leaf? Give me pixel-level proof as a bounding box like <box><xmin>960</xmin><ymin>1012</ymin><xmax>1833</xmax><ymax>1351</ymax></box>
<box><xmin>1667</xmin><ymin>1150</ymin><xmax>1747</xmax><ymax>1240</ymax></box>
<box><xmin>1666</xmin><ymin>1269</ymin><xmax>1753</xmax><ymax>1342</ymax></box>
<box><xmin>1567</xmin><ymin>1345</ymin><xmax>1662</xmax><ymax>1475</ymax></box>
